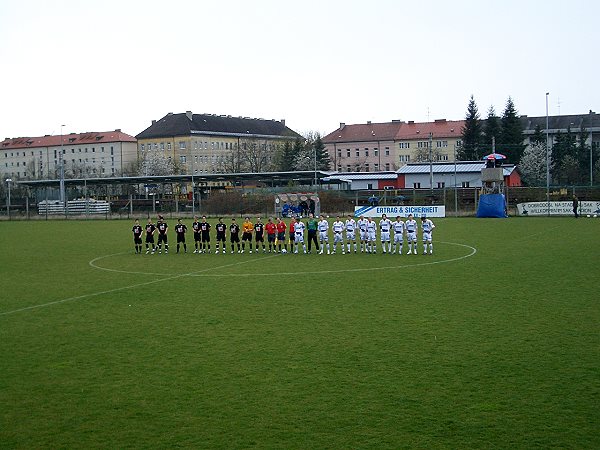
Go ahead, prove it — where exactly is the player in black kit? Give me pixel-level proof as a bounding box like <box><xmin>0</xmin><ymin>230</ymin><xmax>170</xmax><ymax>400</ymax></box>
<box><xmin>254</xmin><ymin>217</ymin><xmax>266</xmax><ymax>253</ymax></box>
<box><xmin>199</xmin><ymin>215</ymin><xmax>211</xmax><ymax>253</ymax></box>
<box><xmin>156</xmin><ymin>216</ymin><xmax>169</xmax><ymax>254</ymax></box>
<box><xmin>132</xmin><ymin>219</ymin><xmax>143</xmax><ymax>254</ymax></box>
<box><xmin>191</xmin><ymin>215</ymin><xmax>201</xmax><ymax>253</ymax></box>
<box><xmin>174</xmin><ymin>218</ymin><xmax>187</xmax><ymax>253</ymax></box>
<box><xmin>145</xmin><ymin>218</ymin><xmax>156</xmax><ymax>254</ymax></box>
<box><xmin>215</xmin><ymin>218</ymin><xmax>227</xmax><ymax>254</ymax></box>
<box><xmin>230</xmin><ymin>218</ymin><xmax>241</xmax><ymax>253</ymax></box>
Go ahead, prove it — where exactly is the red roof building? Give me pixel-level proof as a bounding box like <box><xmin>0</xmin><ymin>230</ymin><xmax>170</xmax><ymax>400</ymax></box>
<box><xmin>1</xmin><ymin>130</ymin><xmax>137</xmax><ymax>179</ymax></box>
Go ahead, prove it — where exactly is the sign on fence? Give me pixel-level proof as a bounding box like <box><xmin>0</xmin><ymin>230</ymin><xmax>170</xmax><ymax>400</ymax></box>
<box><xmin>516</xmin><ymin>201</ymin><xmax>600</xmax><ymax>216</ymax></box>
<box><xmin>354</xmin><ymin>205</ymin><xmax>446</xmax><ymax>218</ymax></box>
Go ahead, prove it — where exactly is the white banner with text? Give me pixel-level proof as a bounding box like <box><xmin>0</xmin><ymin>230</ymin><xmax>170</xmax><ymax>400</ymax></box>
<box><xmin>354</xmin><ymin>205</ymin><xmax>446</xmax><ymax>218</ymax></box>
<box><xmin>516</xmin><ymin>201</ymin><xmax>600</xmax><ymax>216</ymax></box>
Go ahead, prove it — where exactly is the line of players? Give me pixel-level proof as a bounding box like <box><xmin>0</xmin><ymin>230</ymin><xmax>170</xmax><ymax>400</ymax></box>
<box><xmin>132</xmin><ymin>213</ymin><xmax>435</xmax><ymax>255</ymax></box>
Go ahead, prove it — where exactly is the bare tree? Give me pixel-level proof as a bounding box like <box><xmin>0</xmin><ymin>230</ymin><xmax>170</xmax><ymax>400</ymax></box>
<box><xmin>518</xmin><ymin>142</ymin><xmax>547</xmax><ymax>186</ymax></box>
<box><xmin>139</xmin><ymin>148</ymin><xmax>176</xmax><ymax>175</ymax></box>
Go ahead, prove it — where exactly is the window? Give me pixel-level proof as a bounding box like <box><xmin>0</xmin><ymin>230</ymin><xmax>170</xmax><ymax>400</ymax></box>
<box><xmin>413</xmin><ymin>182</ymin><xmax>421</xmax><ymax>189</ymax></box>
<box><xmin>346</xmin><ymin>165</ymin><xmax>351</xmax><ymax>172</ymax></box>
<box><xmin>399</xmin><ymin>155</ymin><xmax>411</xmax><ymax>162</ymax></box>
<box><xmin>436</xmin><ymin>140</ymin><xmax>448</xmax><ymax>148</ymax></box>
<box><xmin>461</xmin><ymin>181</ymin><xmax>470</xmax><ymax>187</ymax></box>
<box><xmin>140</xmin><ymin>144</ymin><xmax>145</xmax><ymax>151</ymax></box>
<box><xmin>437</xmin><ymin>154</ymin><xmax>449</xmax><ymax>161</ymax></box>
<box><xmin>111</xmin><ymin>146</ymin><xmax>114</xmax><ymax>155</ymax></box>
<box><xmin>365</xmin><ymin>148</ymin><xmax>369</xmax><ymax>157</ymax></box>
<box><xmin>385</xmin><ymin>163</ymin><xmax>390</xmax><ymax>171</ymax></box>
<box><xmin>437</xmin><ymin>182</ymin><xmax>446</xmax><ymax>188</ymax></box>
<box><xmin>337</xmin><ymin>149</ymin><xmax>341</xmax><ymax>158</ymax></box>
<box><xmin>160</xmin><ymin>142</ymin><xmax>165</xmax><ymax>150</ymax></box>
<box><xmin>168</xmin><ymin>143</ymin><xmax>172</xmax><ymax>151</ymax></box>
<box><xmin>180</xmin><ymin>155</ymin><xmax>187</xmax><ymax>164</ymax></box>
<box><xmin>346</xmin><ymin>149</ymin><xmax>350</xmax><ymax>157</ymax></box>
<box><xmin>456</xmin><ymin>140</ymin><xmax>462</xmax><ymax>147</ymax></box>
<box><xmin>92</xmin><ymin>147</ymin><xmax>95</xmax><ymax>152</ymax></box>
<box><xmin>337</xmin><ymin>165</ymin><xmax>342</xmax><ymax>172</ymax></box>
<box><xmin>365</xmin><ymin>163</ymin><xmax>370</xmax><ymax>172</ymax></box>
<box><xmin>417</xmin><ymin>141</ymin><xmax>430</xmax><ymax>149</ymax></box>
<box><xmin>101</xmin><ymin>146</ymin><xmax>105</xmax><ymax>152</ymax></box>
<box><xmin>385</xmin><ymin>147</ymin><xmax>390</xmax><ymax>156</ymax></box>
<box><xmin>374</xmin><ymin>163</ymin><xmax>379</xmax><ymax>171</ymax></box>
<box><xmin>356</xmin><ymin>150</ymin><xmax>359</xmax><ymax>158</ymax></box>
<box><xmin>179</xmin><ymin>141</ymin><xmax>186</xmax><ymax>150</ymax></box>
<box><xmin>374</xmin><ymin>148</ymin><xmax>378</xmax><ymax>156</ymax></box>
<box><xmin>399</xmin><ymin>142</ymin><xmax>410</xmax><ymax>149</ymax></box>
<box><xmin>367</xmin><ymin>183</ymin><xmax>373</xmax><ymax>189</ymax></box>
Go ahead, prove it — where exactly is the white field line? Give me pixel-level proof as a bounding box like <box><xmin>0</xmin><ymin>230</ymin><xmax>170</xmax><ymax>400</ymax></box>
<box><xmin>0</xmin><ymin>255</ymin><xmax>279</xmax><ymax>317</ymax></box>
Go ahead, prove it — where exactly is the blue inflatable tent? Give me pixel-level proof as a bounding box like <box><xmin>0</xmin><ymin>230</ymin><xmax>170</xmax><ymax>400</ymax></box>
<box><xmin>477</xmin><ymin>193</ymin><xmax>507</xmax><ymax>218</ymax></box>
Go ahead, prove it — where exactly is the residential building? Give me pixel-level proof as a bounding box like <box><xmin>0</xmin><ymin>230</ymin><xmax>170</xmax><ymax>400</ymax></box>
<box><xmin>520</xmin><ymin>111</ymin><xmax>600</xmax><ymax>150</ymax></box>
<box><xmin>323</xmin><ymin>119</ymin><xmax>464</xmax><ymax>172</ymax></box>
<box><xmin>323</xmin><ymin>172</ymin><xmax>400</xmax><ymax>190</ymax></box>
<box><xmin>135</xmin><ymin>111</ymin><xmax>302</xmax><ymax>174</ymax></box>
<box><xmin>0</xmin><ymin>130</ymin><xmax>137</xmax><ymax>180</ymax></box>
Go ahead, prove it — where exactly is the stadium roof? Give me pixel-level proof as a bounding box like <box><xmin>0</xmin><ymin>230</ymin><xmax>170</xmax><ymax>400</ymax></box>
<box><xmin>323</xmin><ymin>172</ymin><xmax>398</xmax><ymax>182</ymax></box>
<box><xmin>136</xmin><ymin>112</ymin><xmax>302</xmax><ymax>140</ymax></box>
<box><xmin>397</xmin><ymin>161</ymin><xmax>517</xmax><ymax>176</ymax></box>
<box><xmin>16</xmin><ymin>171</ymin><xmax>333</xmax><ymax>188</ymax></box>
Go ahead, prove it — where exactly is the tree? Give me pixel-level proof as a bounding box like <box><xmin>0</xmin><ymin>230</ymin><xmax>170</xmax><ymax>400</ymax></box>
<box><xmin>560</xmin><ymin>155</ymin><xmax>580</xmax><ymax>185</ymax></box>
<box><xmin>518</xmin><ymin>142</ymin><xmax>548</xmax><ymax>186</ymax></box>
<box><xmin>459</xmin><ymin>95</ymin><xmax>483</xmax><ymax>160</ymax></box>
<box><xmin>483</xmin><ymin>106</ymin><xmax>501</xmax><ymax>151</ymax></box>
<box><xmin>498</xmin><ymin>97</ymin><xmax>526</xmax><ymax>163</ymax></box>
<box><xmin>575</xmin><ymin>129</ymin><xmax>591</xmax><ymax>185</ymax></box>
<box><xmin>275</xmin><ymin>140</ymin><xmax>297</xmax><ymax>172</ymax></box>
<box><xmin>530</xmin><ymin>124</ymin><xmax>546</xmax><ymax>146</ymax></box>
<box><xmin>312</xmin><ymin>134</ymin><xmax>331</xmax><ymax>170</ymax></box>
<box><xmin>550</xmin><ymin>127</ymin><xmax>576</xmax><ymax>183</ymax></box>
<box><xmin>138</xmin><ymin>148</ymin><xmax>176</xmax><ymax>175</ymax></box>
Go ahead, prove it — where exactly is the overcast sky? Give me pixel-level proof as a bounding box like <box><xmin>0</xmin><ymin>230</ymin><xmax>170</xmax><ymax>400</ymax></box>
<box><xmin>1</xmin><ymin>0</ymin><xmax>598</xmax><ymax>139</ymax></box>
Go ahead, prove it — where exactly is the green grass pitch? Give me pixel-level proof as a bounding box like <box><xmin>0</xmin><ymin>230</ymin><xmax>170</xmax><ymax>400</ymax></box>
<box><xmin>1</xmin><ymin>217</ymin><xmax>598</xmax><ymax>448</ymax></box>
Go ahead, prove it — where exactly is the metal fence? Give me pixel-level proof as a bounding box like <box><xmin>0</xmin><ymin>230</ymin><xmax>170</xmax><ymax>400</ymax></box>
<box><xmin>1</xmin><ymin>183</ymin><xmax>599</xmax><ymax>220</ymax></box>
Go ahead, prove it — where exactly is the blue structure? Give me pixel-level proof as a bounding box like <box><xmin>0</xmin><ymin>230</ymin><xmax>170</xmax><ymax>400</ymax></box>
<box><xmin>477</xmin><ymin>194</ymin><xmax>507</xmax><ymax>218</ymax></box>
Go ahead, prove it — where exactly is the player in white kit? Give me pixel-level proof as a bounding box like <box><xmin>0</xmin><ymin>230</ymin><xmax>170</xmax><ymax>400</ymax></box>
<box><xmin>317</xmin><ymin>215</ymin><xmax>330</xmax><ymax>255</ymax></box>
<box><xmin>331</xmin><ymin>216</ymin><xmax>345</xmax><ymax>254</ymax></box>
<box><xmin>405</xmin><ymin>214</ymin><xmax>418</xmax><ymax>254</ymax></box>
<box><xmin>293</xmin><ymin>217</ymin><xmax>307</xmax><ymax>254</ymax></box>
<box><xmin>392</xmin><ymin>216</ymin><xmax>406</xmax><ymax>254</ymax></box>
<box><xmin>345</xmin><ymin>215</ymin><xmax>357</xmax><ymax>253</ymax></box>
<box><xmin>367</xmin><ymin>217</ymin><xmax>377</xmax><ymax>253</ymax></box>
<box><xmin>357</xmin><ymin>216</ymin><xmax>369</xmax><ymax>253</ymax></box>
<box><xmin>379</xmin><ymin>214</ymin><xmax>392</xmax><ymax>253</ymax></box>
<box><xmin>421</xmin><ymin>216</ymin><xmax>435</xmax><ymax>254</ymax></box>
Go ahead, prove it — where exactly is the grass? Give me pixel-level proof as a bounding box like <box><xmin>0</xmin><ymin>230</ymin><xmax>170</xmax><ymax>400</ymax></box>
<box><xmin>0</xmin><ymin>217</ymin><xmax>599</xmax><ymax>449</ymax></box>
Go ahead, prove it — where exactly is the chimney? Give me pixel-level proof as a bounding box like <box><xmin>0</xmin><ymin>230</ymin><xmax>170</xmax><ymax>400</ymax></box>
<box><xmin>367</xmin><ymin>121</ymin><xmax>372</xmax><ymax>125</ymax></box>
<box><xmin>340</xmin><ymin>122</ymin><xmax>346</xmax><ymax>130</ymax></box>
<box><xmin>115</xmin><ymin>129</ymin><xmax>121</xmax><ymax>132</ymax></box>
<box><xmin>152</xmin><ymin>120</ymin><xmax>156</xmax><ymax>125</ymax></box>
<box><xmin>186</xmin><ymin>111</ymin><xmax>193</xmax><ymax>121</ymax></box>
<box><xmin>281</xmin><ymin>119</ymin><xmax>286</xmax><ymax>127</ymax></box>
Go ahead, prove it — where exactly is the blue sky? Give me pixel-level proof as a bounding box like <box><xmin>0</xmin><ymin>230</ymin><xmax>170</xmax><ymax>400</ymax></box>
<box><xmin>1</xmin><ymin>0</ymin><xmax>598</xmax><ymax>138</ymax></box>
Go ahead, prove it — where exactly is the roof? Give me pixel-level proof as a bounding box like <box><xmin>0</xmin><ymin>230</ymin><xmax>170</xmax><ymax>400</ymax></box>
<box><xmin>394</xmin><ymin>119</ymin><xmax>465</xmax><ymax>140</ymax></box>
<box><xmin>322</xmin><ymin>122</ymin><xmax>403</xmax><ymax>144</ymax></box>
<box><xmin>324</xmin><ymin>172</ymin><xmax>398</xmax><ymax>181</ymax></box>
<box><xmin>520</xmin><ymin>112</ymin><xmax>600</xmax><ymax>133</ymax></box>
<box><xmin>136</xmin><ymin>112</ymin><xmax>302</xmax><ymax>140</ymax></box>
<box><xmin>0</xmin><ymin>130</ymin><xmax>136</xmax><ymax>150</ymax></box>
<box><xmin>15</xmin><ymin>170</ymin><xmax>332</xmax><ymax>188</ymax></box>
<box><xmin>322</xmin><ymin>119</ymin><xmax>465</xmax><ymax>144</ymax></box>
<box><xmin>397</xmin><ymin>161</ymin><xmax>516</xmax><ymax>176</ymax></box>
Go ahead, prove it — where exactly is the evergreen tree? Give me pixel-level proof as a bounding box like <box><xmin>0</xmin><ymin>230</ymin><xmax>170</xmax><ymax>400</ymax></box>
<box><xmin>313</xmin><ymin>135</ymin><xmax>331</xmax><ymax>170</ymax></box>
<box><xmin>530</xmin><ymin>124</ymin><xmax>546</xmax><ymax>146</ymax></box>
<box><xmin>276</xmin><ymin>140</ymin><xmax>296</xmax><ymax>172</ymax></box>
<box><xmin>483</xmin><ymin>106</ymin><xmax>501</xmax><ymax>151</ymax></box>
<box><xmin>498</xmin><ymin>97</ymin><xmax>526</xmax><ymax>163</ymax></box>
<box><xmin>550</xmin><ymin>127</ymin><xmax>577</xmax><ymax>183</ymax></box>
<box><xmin>576</xmin><ymin>129</ymin><xmax>591</xmax><ymax>184</ymax></box>
<box><xmin>459</xmin><ymin>95</ymin><xmax>483</xmax><ymax>160</ymax></box>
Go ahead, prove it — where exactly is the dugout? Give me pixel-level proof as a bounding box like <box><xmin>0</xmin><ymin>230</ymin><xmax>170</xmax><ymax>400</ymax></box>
<box><xmin>275</xmin><ymin>193</ymin><xmax>320</xmax><ymax>218</ymax></box>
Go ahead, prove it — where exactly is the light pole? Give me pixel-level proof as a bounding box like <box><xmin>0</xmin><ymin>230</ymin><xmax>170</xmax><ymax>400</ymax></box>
<box><xmin>429</xmin><ymin>132</ymin><xmax>434</xmax><ymax>192</ymax></box>
<box><xmin>545</xmin><ymin>93</ymin><xmax>550</xmax><ymax>216</ymax></box>
<box><xmin>313</xmin><ymin>143</ymin><xmax>317</xmax><ymax>187</ymax></box>
<box><xmin>453</xmin><ymin>144</ymin><xmax>458</xmax><ymax>215</ymax></box>
<box><xmin>5</xmin><ymin>178</ymin><xmax>12</xmax><ymax>219</ymax></box>
<box><xmin>590</xmin><ymin>110</ymin><xmax>594</xmax><ymax>187</ymax></box>
<box><xmin>59</xmin><ymin>124</ymin><xmax>66</xmax><ymax>213</ymax></box>
<box><xmin>191</xmin><ymin>150</ymin><xmax>195</xmax><ymax>215</ymax></box>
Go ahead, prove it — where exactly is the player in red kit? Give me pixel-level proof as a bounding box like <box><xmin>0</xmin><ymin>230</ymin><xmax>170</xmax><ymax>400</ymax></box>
<box><xmin>265</xmin><ymin>217</ymin><xmax>277</xmax><ymax>253</ymax></box>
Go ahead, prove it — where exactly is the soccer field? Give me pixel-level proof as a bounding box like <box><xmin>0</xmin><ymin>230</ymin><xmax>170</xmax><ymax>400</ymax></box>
<box><xmin>1</xmin><ymin>217</ymin><xmax>598</xmax><ymax>448</ymax></box>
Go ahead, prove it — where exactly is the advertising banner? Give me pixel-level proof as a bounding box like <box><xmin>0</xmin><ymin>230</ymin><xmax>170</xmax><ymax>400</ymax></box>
<box><xmin>516</xmin><ymin>201</ymin><xmax>600</xmax><ymax>216</ymax></box>
<box><xmin>354</xmin><ymin>205</ymin><xmax>446</xmax><ymax>218</ymax></box>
